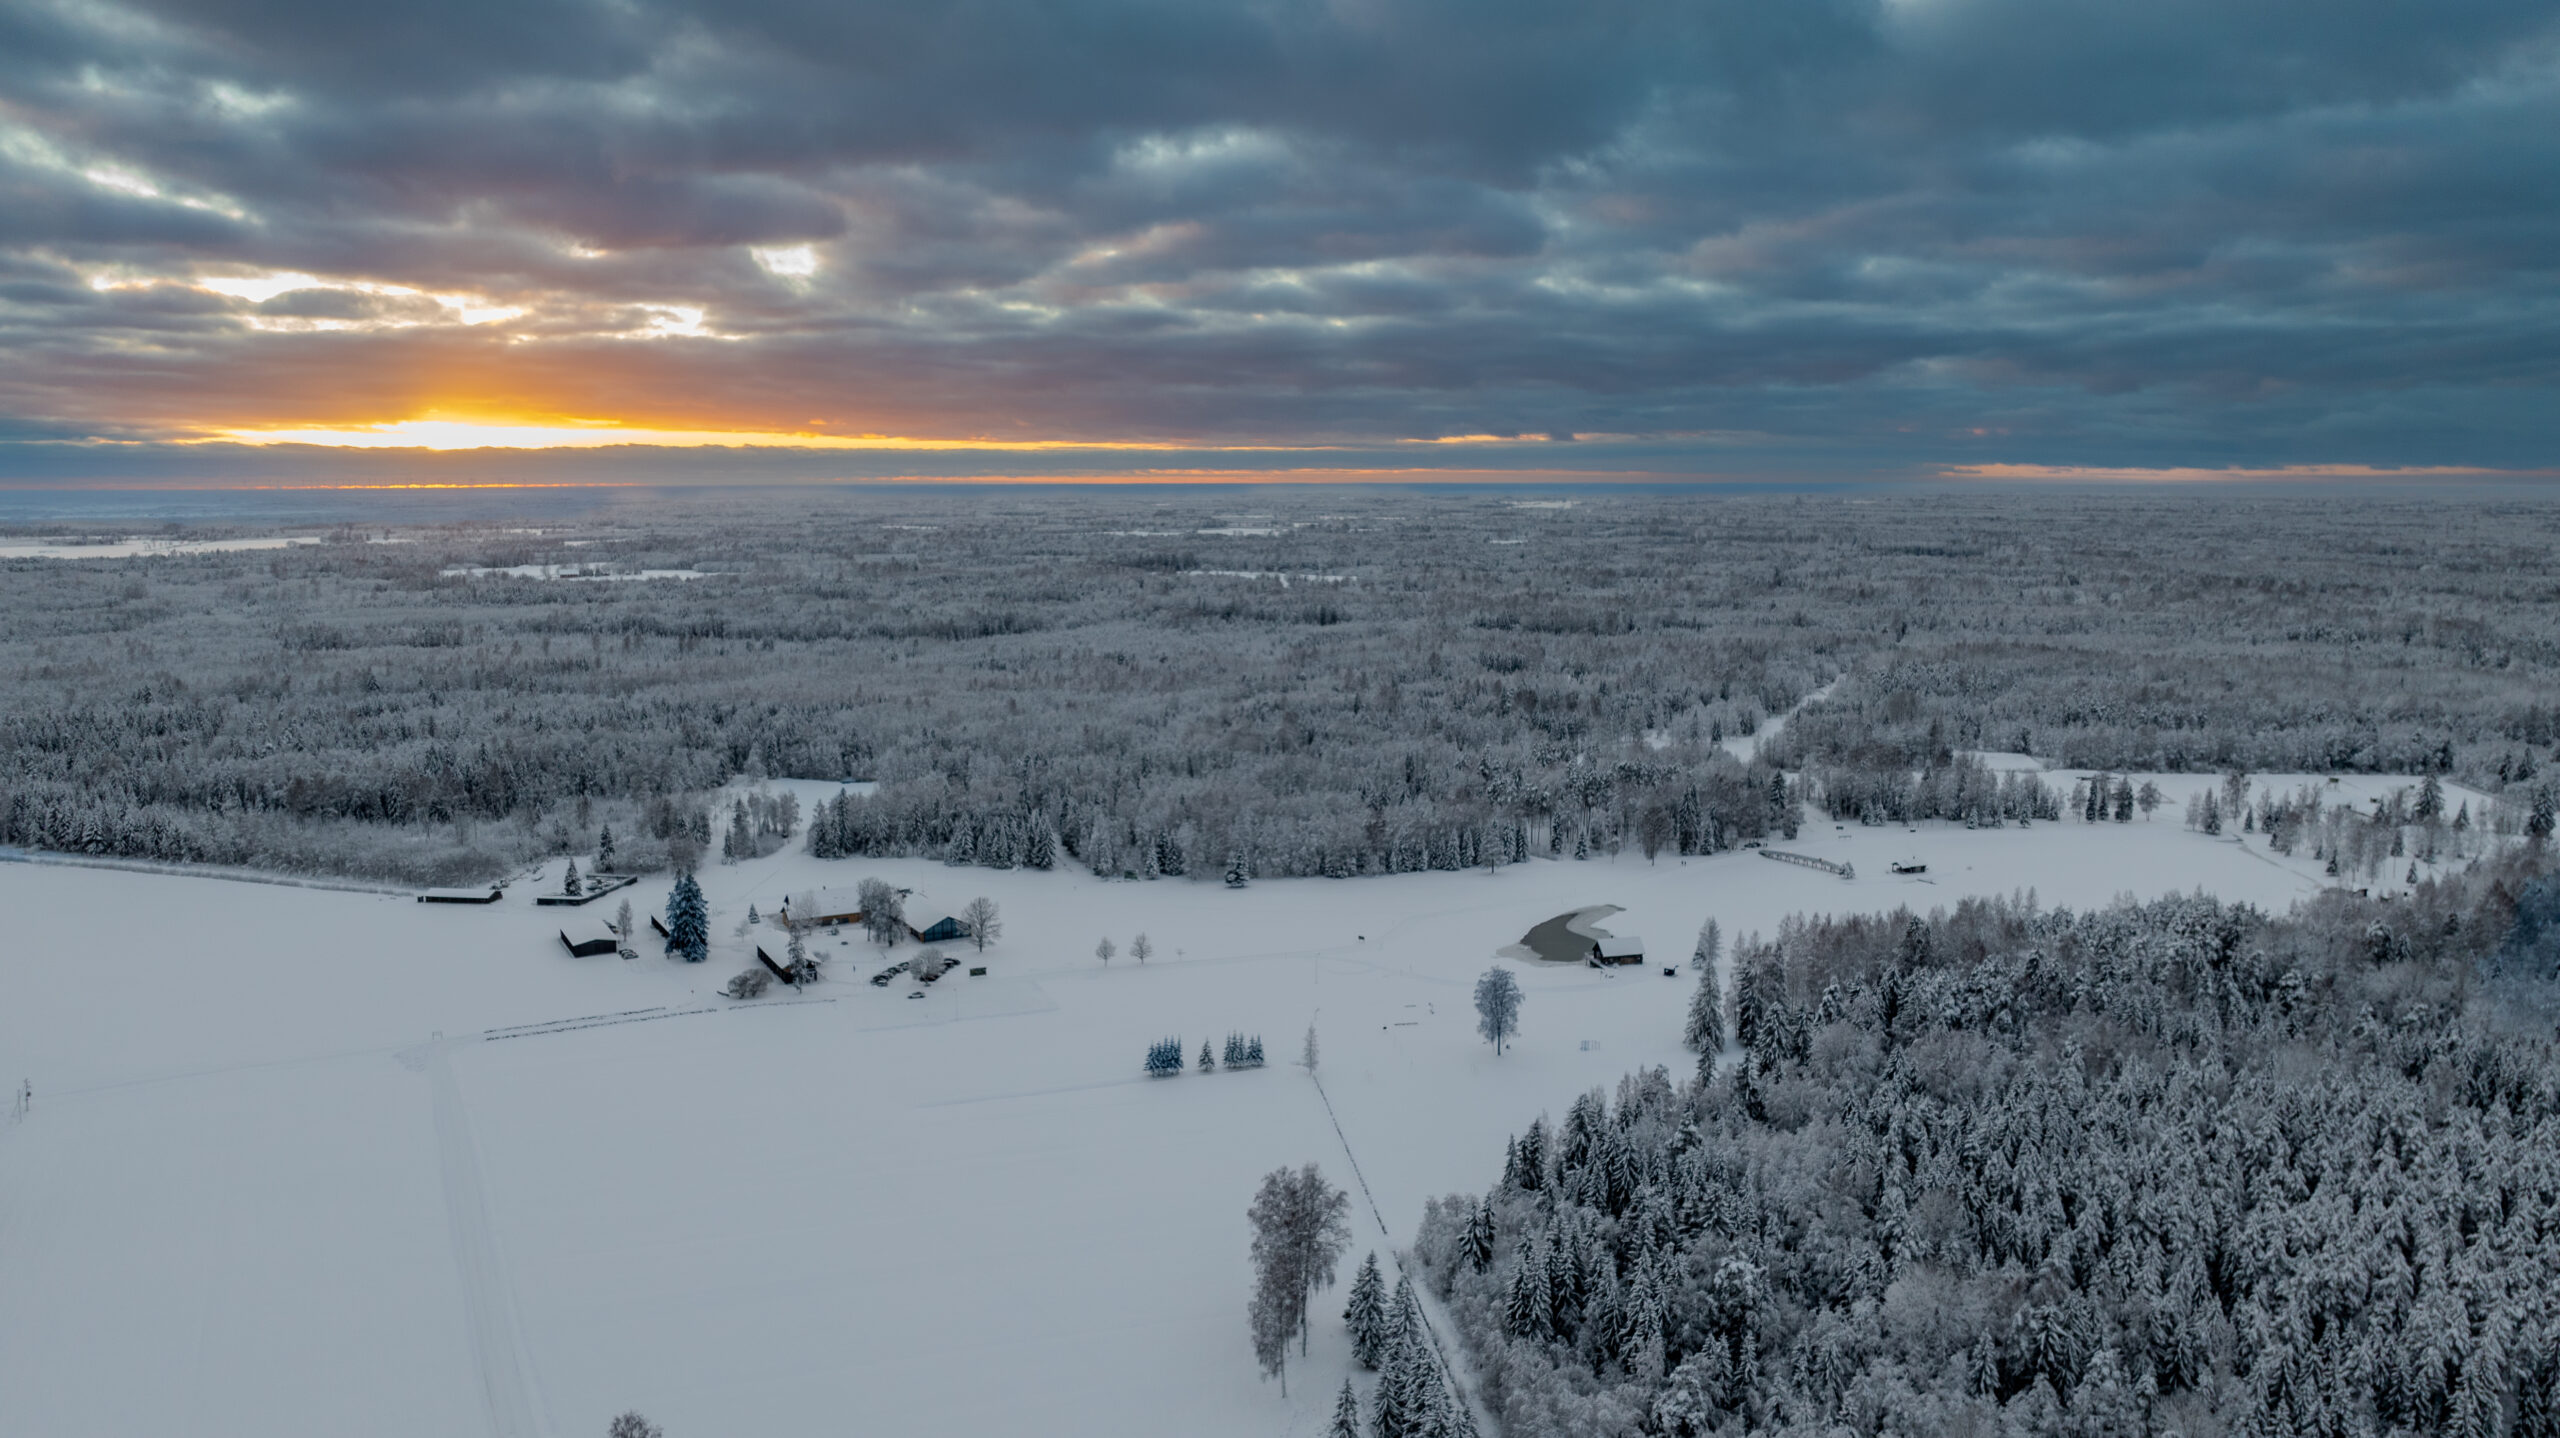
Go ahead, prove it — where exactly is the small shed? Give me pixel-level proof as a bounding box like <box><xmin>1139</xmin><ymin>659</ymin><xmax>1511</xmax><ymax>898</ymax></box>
<box><xmin>755</xmin><ymin>946</ymin><xmax>793</xmax><ymax>983</ymax></box>
<box><xmin>1594</xmin><ymin>933</ymin><xmax>1646</xmax><ymax>966</ymax></box>
<box><xmin>420</xmin><ymin>887</ymin><xmax>504</xmax><ymax>905</ymax></box>
<box><xmin>559</xmin><ymin>924</ymin><xmax>620</xmax><ymax>958</ymax></box>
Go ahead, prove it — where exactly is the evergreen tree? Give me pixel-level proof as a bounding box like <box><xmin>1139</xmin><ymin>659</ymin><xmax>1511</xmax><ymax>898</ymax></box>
<box><xmin>1462</xmin><ymin>1198</ymin><xmax>1496</xmax><ymax>1271</ymax></box>
<box><xmin>596</xmin><ymin>824</ymin><xmax>616</xmax><ymax>871</ymax></box>
<box><xmin>1346</xmin><ymin>1252</ymin><xmax>1389</xmax><ymax>1369</ymax></box>
<box><xmin>1200</xmin><ymin>1039</ymin><xmax>1217</xmax><ymax>1072</ymax></box>
<box><xmin>1691</xmin><ymin>917</ymin><xmax>1721</xmax><ymax>974</ymax></box>
<box><xmin>664</xmin><ymin>870</ymin><xmax>709</xmax><ymax>962</ymax></box>
<box><xmin>562</xmin><ymin>859</ymin><xmax>581</xmax><ymax>896</ymax></box>
<box><xmin>1331</xmin><ymin>1379</ymin><xmax>1364</xmax><ymax>1438</ymax></box>
<box><xmin>1226</xmin><ymin>852</ymin><xmax>1248</xmax><ymax>888</ymax></box>
<box><xmin>1682</xmin><ymin>961</ymin><xmax>1722</xmax><ymax>1053</ymax></box>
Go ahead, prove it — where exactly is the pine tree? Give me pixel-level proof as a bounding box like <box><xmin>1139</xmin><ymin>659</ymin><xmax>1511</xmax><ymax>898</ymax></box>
<box><xmin>1226</xmin><ymin>852</ymin><xmax>1248</xmax><ymax>888</ymax></box>
<box><xmin>596</xmin><ymin>824</ymin><xmax>616</xmax><ymax>871</ymax></box>
<box><xmin>1247</xmin><ymin>1035</ymin><xmax>1265</xmax><ymax>1066</ymax></box>
<box><xmin>561</xmin><ymin>859</ymin><xmax>581</xmax><ymax>896</ymax></box>
<box><xmin>664</xmin><ymin>870</ymin><xmax>709</xmax><ymax>962</ymax></box>
<box><xmin>1200</xmin><ymin>1039</ymin><xmax>1217</xmax><ymax>1072</ymax></box>
<box><xmin>1346</xmin><ymin>1252</ymin><xmax>1389</xmax><ymax>1369</ymax></box>
<box><xmin>1692</xmin><ymin>917</ymin><xmax>1720</xmax><ymax>974</ymax></box>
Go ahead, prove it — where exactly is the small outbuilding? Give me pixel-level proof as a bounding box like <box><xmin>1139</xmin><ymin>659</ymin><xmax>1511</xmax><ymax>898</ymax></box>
<box><xmin>559</xmin><ymin>924</ymin><xmax>620</xmax><ymax>957</ymax></box>
<box><xmin>420</xmin><ymin>887</ymin><xmax>504</xmax><ymax>904</ymax></box>
<box><xmin>1594</xmin><ymin>933</ymin><xmax>1646</xmax><ymax>966</ymax></box>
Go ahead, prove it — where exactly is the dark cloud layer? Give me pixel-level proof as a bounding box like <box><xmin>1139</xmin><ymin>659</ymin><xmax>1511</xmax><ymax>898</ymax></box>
<box><xmin>1</xmin><ymin>0</ymin><xmax>2555</xmax><ymax>479</ymax></box>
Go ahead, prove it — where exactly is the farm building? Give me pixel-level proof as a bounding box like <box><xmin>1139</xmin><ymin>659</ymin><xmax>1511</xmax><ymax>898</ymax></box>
<box><xmin>1594</xmin><ymin>933</ymin><xmax>1646</xmax><ymax>966</ymax></box>
<box><xmin>784</xmin><ymin>887</ymin><xmax>867</xmax><ymax>927</ymax></box>
<box><xmin>901</xmin><ymin>892</ymin><xmax>965</xmax><ymax>943</ymax></box>
<box><xmin>558</xmin><ymin>924</ymin><xmax>620</xmax><ymax>957</ymax></box>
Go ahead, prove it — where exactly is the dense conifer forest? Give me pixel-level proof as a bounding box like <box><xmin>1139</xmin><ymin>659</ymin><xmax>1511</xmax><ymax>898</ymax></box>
<box><xmin>1</xmin><ymin>490</ymin><xmax>2553</xmax><ymax>883</ymax></box>
<box><xmin>1416</xmin><ymin>858</ymin><xmax>2560</xmax><ymax>1437</ymax></box>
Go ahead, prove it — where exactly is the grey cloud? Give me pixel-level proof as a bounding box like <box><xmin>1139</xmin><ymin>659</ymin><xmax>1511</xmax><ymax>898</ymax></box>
<box><xmin>0</xmin><ymin>0</ymin><xmax>2554</xmax><ymax>474</ymax></box>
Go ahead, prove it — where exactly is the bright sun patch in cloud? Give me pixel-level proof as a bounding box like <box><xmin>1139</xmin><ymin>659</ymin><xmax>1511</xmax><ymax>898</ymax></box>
<box><xmin>751</xmin><ymin>244</ymin><xmax>819</xmax><ymax>279</ymax></box>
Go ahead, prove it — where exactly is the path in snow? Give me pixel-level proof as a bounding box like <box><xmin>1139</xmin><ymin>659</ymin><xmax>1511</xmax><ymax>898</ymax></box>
<box><xmin>410</xmin><ymin>1038</ymin><xmax>549</xmax><ymax>1438</ymax></box>
<box><xmin>1720</xmin><ymin>672</ymin><xmax>1843</xmax><ymax>764</ymax></box>
<box><xmin>1310</xmin><ymin>1069</ymin><xmax>1501</xmax><ymax>1435</ymax></box>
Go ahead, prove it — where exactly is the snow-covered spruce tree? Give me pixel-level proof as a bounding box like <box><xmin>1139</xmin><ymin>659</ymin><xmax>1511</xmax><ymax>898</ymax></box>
<box><xmin>606</xmin><ymin>1412</ymin><xmax>661</xmax><ymax>1438</ymax></box>
<box><xmin>1330</xmin><ymin>1379</ymin><xmax>1363</xmax><ymax>1438</ymax></box>
<box><xmin>1690</xmin><ymin>918</ymin><xmax>1719</xmax><ymax>975</ymax></box>
<box><xmin>1345</xmin><ymin>1252</ymin><xmax>1388</xmax><ymax>1369</ymax></box>
<box><xmin>1145</xmin><ymin>1037</ymin><xmax>1184</xmax><ymax>1076</ymax></box>
<box><xmin>596</xmin><ymin>824</ymin><xmax>616</xmax><ymax>871</ymax></box>
<box><xmin>1199</xmin><ymin>1039</ymin><xmax>1217</xmax><ymax>1072</ymax></box>
<box><xmin>1680</xmin><ymin>961</ymin><xmax>1721</xmax><ymax>1055</ymax></box>
<box><xmin>663</xmin><ymin>871</ymin><xmax>709</xmax><ymax>962</ymax></box>
<box><xmin>562</xmin><ymin>859</ymin><xmax>581</xmax><ymax>896</ymax></box>
<box><xmin>1247</xmin><ymin>1034</ymin><xmax>1264</xmax><ymax>1066</ymax></box>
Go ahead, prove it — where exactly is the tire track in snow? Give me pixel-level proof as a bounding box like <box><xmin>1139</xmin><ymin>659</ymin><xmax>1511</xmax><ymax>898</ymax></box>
<box><xmin>411</xmin><ymin>1039</ymin><xmax>549</xmax><ymax>1438</ymax></box>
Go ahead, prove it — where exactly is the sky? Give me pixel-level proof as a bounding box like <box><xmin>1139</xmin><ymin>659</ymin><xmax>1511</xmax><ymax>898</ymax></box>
<box><xmin>1</xmin><ymin>0</ymin><xmax>2555</xmax><ymax>487</ymax></box>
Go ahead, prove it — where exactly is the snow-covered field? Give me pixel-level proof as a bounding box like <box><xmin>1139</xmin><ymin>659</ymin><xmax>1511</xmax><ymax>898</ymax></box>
<box><xmin>0</xmin><ymin>770</ymin><xmax>2485</xmax><ymax>1437</ymax></box>
<box><xmin>0</xmin><ymin>534</ymin><xmax>320</xmax><ymax>559</ymax></box>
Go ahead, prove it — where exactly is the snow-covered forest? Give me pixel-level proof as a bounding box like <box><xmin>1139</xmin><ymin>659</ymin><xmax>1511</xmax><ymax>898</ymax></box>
<box><xmin>1415</xmin><ymin>857</ymin><xmax>2560</xmax><ymax>1436</ymax></box>
<box><xmin>2</xmin><ymin>490</ymin><xmax>2555</xmax><ymax>884</ymax></box>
